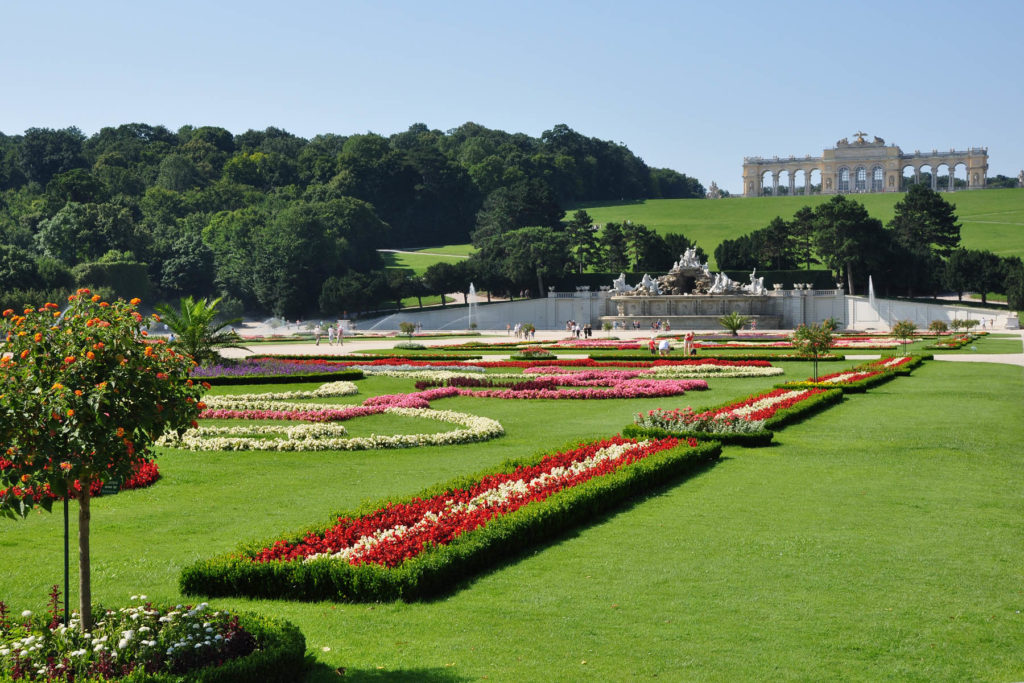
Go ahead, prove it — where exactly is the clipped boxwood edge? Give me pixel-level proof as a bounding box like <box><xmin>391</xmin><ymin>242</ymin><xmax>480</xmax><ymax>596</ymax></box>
<box><xmin>622</xmin><ymin>423</ymin><xmax>773</xmax><ymax>447</ymax></box>
<box><xmin>120</xmin><ymin>612</ymin><xmax>306</xmax><ymax>683</ymax></box>
<box><xmin>761</xmin><ymin>387</ymin><xmax>843</xmax><ymax>428</ymax></box>
<box><xmin>180</xmin><ymin>439</ymin><xmax>721</xmax><ymax>603</ymax></box>
<box><xmin>202</xmin><ymin>369</ymin><xmax>364</xmax><ymax>385</ymax></box>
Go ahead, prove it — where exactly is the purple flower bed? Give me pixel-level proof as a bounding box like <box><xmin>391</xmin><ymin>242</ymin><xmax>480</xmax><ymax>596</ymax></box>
<box><xmin>192</xmin><ymin>359</ymin><xmax>356</xmax><ymax>378</ymax></box>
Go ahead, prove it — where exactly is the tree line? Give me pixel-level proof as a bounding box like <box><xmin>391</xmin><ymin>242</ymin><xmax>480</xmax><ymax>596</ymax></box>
<box><xmin>713</xmin><ymin>185</ymin><xmax>1024</xmax><ymax>308</ymax></box>
<box><xmin>0</xmin><ymin>122</ymin><xmax>705</xmax><ymax>317</ymax></box>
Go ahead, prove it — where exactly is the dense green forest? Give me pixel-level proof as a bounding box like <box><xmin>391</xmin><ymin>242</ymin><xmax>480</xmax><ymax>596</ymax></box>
<box><xmin>0</xmin><ymin>122</ymin><xmax>705</xmax><ymax>317</ymax></box>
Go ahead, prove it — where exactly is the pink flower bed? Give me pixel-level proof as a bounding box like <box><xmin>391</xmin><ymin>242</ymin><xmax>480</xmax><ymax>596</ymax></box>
<box><xmin>451</xmin><ymin>378</ymin><xmax>706</xmax><ymax>400</ymax></box>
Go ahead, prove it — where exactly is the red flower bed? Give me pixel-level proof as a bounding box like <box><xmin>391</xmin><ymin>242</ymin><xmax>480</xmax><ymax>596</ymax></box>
<box><xmin>252</xmin><ymin>436</ymin><xmax>685</xmax><ymax>567</ymax></box>
<box><xmin>0</xmin><ymin>458</ymin><xmax>160</xmax><ymax>502</ymax></box>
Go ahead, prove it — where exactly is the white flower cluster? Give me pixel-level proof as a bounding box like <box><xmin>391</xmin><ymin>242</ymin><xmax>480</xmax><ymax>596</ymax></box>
<box><xmin>203</xmin><ymin>380</ymin><xmax>359</xmax><ymax>405</ymax></box>
<box><xmin>726</xmin><ymin>390</ymin><xmax>809</xmax><ymax>418</ymax></box>
<box><xmin>644</xmin><ymin>365</ymin><xmax>784</xmax><ymax>379</ymax></box>
<box><xmin>162</xmin><ymin>406</ymin><xmax>503</xmax><ymax>452</ymax></box>
<box><xmin>0</xmin><ymin>597</ymin><xmax>238</xmax><ymax>677</ymax></box>
<box><xmin>304</xmin><ymin>441</ymin><xmax>643</xmax><ymax>564</ymax></box>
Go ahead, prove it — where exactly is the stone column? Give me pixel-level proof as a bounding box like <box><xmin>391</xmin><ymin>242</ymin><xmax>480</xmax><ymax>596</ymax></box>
<box><xmin>789</xmin><ymin>172</ymin><xmax>796</xmax><ymax>195</ymax></box>
<box><xmin>772</xmin><ymin>172</ymin><xmax>779</xmax><ymax>196</ymax></box>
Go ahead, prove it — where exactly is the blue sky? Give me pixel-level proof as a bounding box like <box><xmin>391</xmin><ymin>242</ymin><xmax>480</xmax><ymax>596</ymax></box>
<box><xmin>2</xmin><ymin>0</ymin><xmax>1021</xmax><ymax>194</ymax></box>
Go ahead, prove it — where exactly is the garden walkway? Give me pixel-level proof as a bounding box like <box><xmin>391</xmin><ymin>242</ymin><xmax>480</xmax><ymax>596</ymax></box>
<box><xmin>220</xmin><ymin>324</ymin><xmax>1024</xmax><ymax>368</ymax></box>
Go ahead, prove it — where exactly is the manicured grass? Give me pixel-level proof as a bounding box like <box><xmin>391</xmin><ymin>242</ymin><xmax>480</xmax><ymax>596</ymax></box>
<box><xmin>2</xmin><ymin>359</ymin><xmax>1022</xmax><ymax>680</ymax></box>
<box><xmin>574</xmin><ymin>188</ymin><xmax>1024</xmax><ymax>268</ymax></box>
<box><xmin>380</xmin><ymin>250</ymin><xmax>469</xmax><ymax>274</ymax></box>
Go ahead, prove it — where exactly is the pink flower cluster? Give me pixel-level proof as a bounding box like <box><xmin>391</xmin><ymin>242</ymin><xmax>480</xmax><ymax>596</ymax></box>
<box><xmin>450</xmin><ymin>378</ymin><xmax>706</xmax><ymax>400</ymax></box>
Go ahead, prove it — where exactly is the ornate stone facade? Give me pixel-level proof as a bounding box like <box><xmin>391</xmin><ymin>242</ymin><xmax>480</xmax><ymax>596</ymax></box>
<box><xmin>742</xmin><ymin>132</ymin><xmax>988</xmax><ymax>197</ymax></box>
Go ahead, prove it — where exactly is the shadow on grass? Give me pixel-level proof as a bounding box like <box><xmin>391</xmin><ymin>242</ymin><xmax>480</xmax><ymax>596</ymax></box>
<box><xmin>416</xmin><ymin>454</ymin><xmax>724</xmax><ymax>604</ymax></box>
<box><xmin>306</xmin><ymin>660</ymin><xmax>472</xmax><ymax>682</ymax></box>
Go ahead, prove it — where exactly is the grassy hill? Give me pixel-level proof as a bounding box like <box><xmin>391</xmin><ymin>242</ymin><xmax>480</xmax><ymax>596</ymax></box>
<box><xmin>386</xmin><ymin>188</ymin><xmax>1024</xmax><ymax>273</ymax></box>
<box><xmin>574</xmin><ymin>188</ymin><xmax>1024</xmax><ymax>268</ymax></box>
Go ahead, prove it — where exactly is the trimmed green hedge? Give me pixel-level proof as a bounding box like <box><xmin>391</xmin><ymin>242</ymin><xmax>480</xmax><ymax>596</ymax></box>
<box><xmin>180</xmin><ymin>439</ymin><xmax>721</xmax><ymax>603</ymax></box>
<box><xmin>622</xmin><ymin>424</ymin><xmax>773</xmax><ymax>447</ymax></box>
<box><xmin>203</xmin><ymin>369</ymin><xmax>364</xmax><ymax>386</ymax></box>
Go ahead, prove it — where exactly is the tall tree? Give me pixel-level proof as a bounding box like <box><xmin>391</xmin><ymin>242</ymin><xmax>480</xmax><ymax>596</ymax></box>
<box><xmin>888</xmin><ymin>183</ymin><xmax>961</xmax><ymax>258</ymax></box>
<box><xmin>565</xmin><ymin>209</ymin><xmax>602</xmax><ymax>274</ymax></box>
<box><xmin>813</xmin><ymin>195</ymin><xmax>885</xmax><ymax>295</ymax></box>
<box><xmin>600</xmin><ymin>222</ymin><xmax>629</xmax><ymax>272</ymax></box>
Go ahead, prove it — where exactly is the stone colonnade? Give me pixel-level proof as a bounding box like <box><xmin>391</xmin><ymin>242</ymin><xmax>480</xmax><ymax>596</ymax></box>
<box><xmin>742</xmin><ymin>135</ymin><xmax>988</xmax><ymax>197</ymax></box>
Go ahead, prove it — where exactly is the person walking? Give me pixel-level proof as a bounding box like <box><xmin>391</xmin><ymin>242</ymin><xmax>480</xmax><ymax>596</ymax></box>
<box><xmin>314</xmin><ymin>323</ymin><xmax>323</xmax><ymax>346</ymax></box>
<box><xmin>336</xmin><ymin>323</ymin><xmax>344</xmax><ymax>346</ymax></box>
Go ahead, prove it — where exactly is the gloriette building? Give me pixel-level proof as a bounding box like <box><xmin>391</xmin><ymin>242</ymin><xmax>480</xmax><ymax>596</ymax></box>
<box><xmin>742</xmin><ymin>132</ymin><xmax>988</xmax><ymax>197</ymax></box>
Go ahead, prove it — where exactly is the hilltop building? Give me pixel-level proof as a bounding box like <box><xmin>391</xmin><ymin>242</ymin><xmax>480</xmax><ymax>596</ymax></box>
<box><xmin>742</xmin><ymin>132</ymin><xmax>988</xmax><ymax>197</ymax></box>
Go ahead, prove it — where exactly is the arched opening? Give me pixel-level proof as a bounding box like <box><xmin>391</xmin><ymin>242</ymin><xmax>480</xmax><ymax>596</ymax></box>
<box><xmin>917</xmin><ymin>164</ymin><xmax>933</xmax><ymax>190</ymax></box>
<box><xmin>936</xmin><ymin>163</ymin><xmax>951</xmax><ymax>192</ymax></box>
<box><xmin>838</xmin><ymin>167</ymin><xmax>850</xmax><ymax>193</ymax></box>
<box><xmin>777</xmin><ymin>170</ymin><xmax>790</xmax><ymax>196</ymax></box>
<box><xmin>952</xmin><ymin>162</ymin><xmax>968</xmax><ymax>190</ymax></box>
<box><xmin>794</xmin><ymin>169</ymin><xmax>806</xmax><ymax>195</ymax></box>
<box><xmin>854</xmin><ymin>166</ymin><xmax>867</xmax><ymax>192</ymax></box>
<box><xmin>808</xmin><ymin>168</ymin><xmax>822</xmax><ymax>195</ymax></box>
<box><xmin>871</xmin><ymin>166</ymin><xmax>884</xmax><ymax>192</ymax></box>
<box><xmin>761</xmin><ymin>170</ymin><xmax>774</xmax><ymax>196</ymax></box>
<box><xmin>900</xmin><ymin>164</ymin><xmax>917</xmax><ymax>191</ymax></box>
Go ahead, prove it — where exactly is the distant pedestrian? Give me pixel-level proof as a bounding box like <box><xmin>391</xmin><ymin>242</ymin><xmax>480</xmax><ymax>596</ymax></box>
<box><xmin>314</xmin><ymin>324</ymin><xmax>323</xmax><ymax>346</ymax></box>
<box><xmin>337</xmin><ymin>323</ymin><xmax>344</xmax><ymax>345</ymax></box>
<box><xmin>648</xmin><ymin>337</ymin><xmax>656</xmax><ymax>355</ymax></box>
<box><xmin>327</xmin><ymin>326</ymin><xmax>336</xmax><ymax>345</ymax></box>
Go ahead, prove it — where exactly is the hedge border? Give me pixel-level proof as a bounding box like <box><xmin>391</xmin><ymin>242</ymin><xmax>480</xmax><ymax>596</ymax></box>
<box><xmin>180</xmin><ymin>438</ymin><xmax>721</xmax><ymax>603</ymax></box>
<box><xmin>622</xmin><ymin>424</ymin><xmax>773</xmax><ymax>447</ymax></box>
<box><xmin>201</xmin><ymin>369</ymin><xmax>364</xmax><ymax>386</ymax></box>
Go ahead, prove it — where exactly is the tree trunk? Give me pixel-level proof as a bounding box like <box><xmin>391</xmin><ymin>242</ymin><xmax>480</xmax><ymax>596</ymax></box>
<box><xmin>78</xmin><ymin>483</ymin><xmax>92</xmax><ymax>631</ymax></box>
<box><xmin>416</xmin><ymin>296</ymin><xmax>423</xmax><ymax>309</ymax></box>
<box><xmin>846</xmin><ymin>264</ymin><xmax>855</xmax><ymax>296</ymax></box>
<box><xmin>536</xmin><ymin>271</ymin><xmax>545</xmax><ymax>299</ymax></box>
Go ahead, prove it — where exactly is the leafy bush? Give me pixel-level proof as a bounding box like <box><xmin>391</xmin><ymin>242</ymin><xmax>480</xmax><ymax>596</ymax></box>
<box><xmin>393</xmin><ymin>341</ymin><xmax>426</xmax><ymax>350</ymax></box>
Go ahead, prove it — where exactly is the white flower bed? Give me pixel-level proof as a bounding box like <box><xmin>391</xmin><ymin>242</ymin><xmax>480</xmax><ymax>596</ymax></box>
<box><xmin>160</xmin><ymin>406</ymin><xmax>503</xmax><ymax>452</ymax></box>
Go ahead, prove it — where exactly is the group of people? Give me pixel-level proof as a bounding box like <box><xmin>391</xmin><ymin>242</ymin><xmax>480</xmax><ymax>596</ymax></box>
<box><xmin>647</xmin><ymin>331</ymin><xmax>697</xmax><ymax>357</ymax></box>
<box><xmin>565</xmin><ymin>320</ymin><xmax>593</xmax><ymax>338</ymax></box>
<box><xmin>313</xmin><ymin>322</ymin><xmax>345</xmax><ymax>346</ymax></box>
<box><xmin>510</xmin><ymin>322</ymin><xmax>536</xmax><ymax>339</ymax></box>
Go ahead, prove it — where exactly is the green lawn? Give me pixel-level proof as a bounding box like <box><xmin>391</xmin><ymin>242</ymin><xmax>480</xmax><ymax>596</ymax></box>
<box><xmin>3</xmin><ymin>354</ymin><xmax>1022</xmax><ymax>681</ymax></box>
<box><xmin>574</xmin><ymin>188</ymin><xmax>1024</xmax><ymax>268</ymax></box>
<box><xmin>380</xmin><ymin>250</ymin><xmax>468</xmax><ymax>274</ymax></box>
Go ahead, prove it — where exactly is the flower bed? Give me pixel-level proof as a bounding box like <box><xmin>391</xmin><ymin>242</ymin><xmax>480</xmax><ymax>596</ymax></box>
<box><xmin>778</xmin><ymin>369</ymin><xmax>898</xmax><ymax>393</ymax></box>
<box><xmin>161</xmin><ymin>405</ymin><xmax>502</xmax><ymax>452</ymax></box>
<box><xmin>589</xmin><ymin>353</ymin><xmax>846</xmax><ymax>362</ymax></box>
<box><xmin>192</xmin><ymin>359</ymin><xmax>365</xmax><ymax>385</ymax></box>
<box><xmin>624</xmin><ymin>387</ymin><xmax>843</xmax><ymax>446</ymax></box>
<box><xmin>0</xmin><ymin>595</ymin><xmax>304</xmax><ymax>682</ymax></box>
<box><xmin>180</xmin><ymin>436</ymin><xmax>721</xmax><ymax>602</ymax></box>
<box><xmin>0</xmin><ymin>459</ymin><xmax>160</xmax><ymax>503</ymax></box>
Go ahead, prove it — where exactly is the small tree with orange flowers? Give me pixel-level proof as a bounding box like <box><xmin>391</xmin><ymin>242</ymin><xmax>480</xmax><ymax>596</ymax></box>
<box><xmin>0</xmin><ymin>289</ymin><xmax>206</xmax><ymax>630</ymax></box>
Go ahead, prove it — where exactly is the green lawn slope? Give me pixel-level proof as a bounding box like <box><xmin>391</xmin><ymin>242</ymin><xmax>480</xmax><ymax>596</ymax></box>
<box><xmin>574</xmin><ymin>188</ymin><xmax>1024</xmax><ymax>268</ymax></box>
